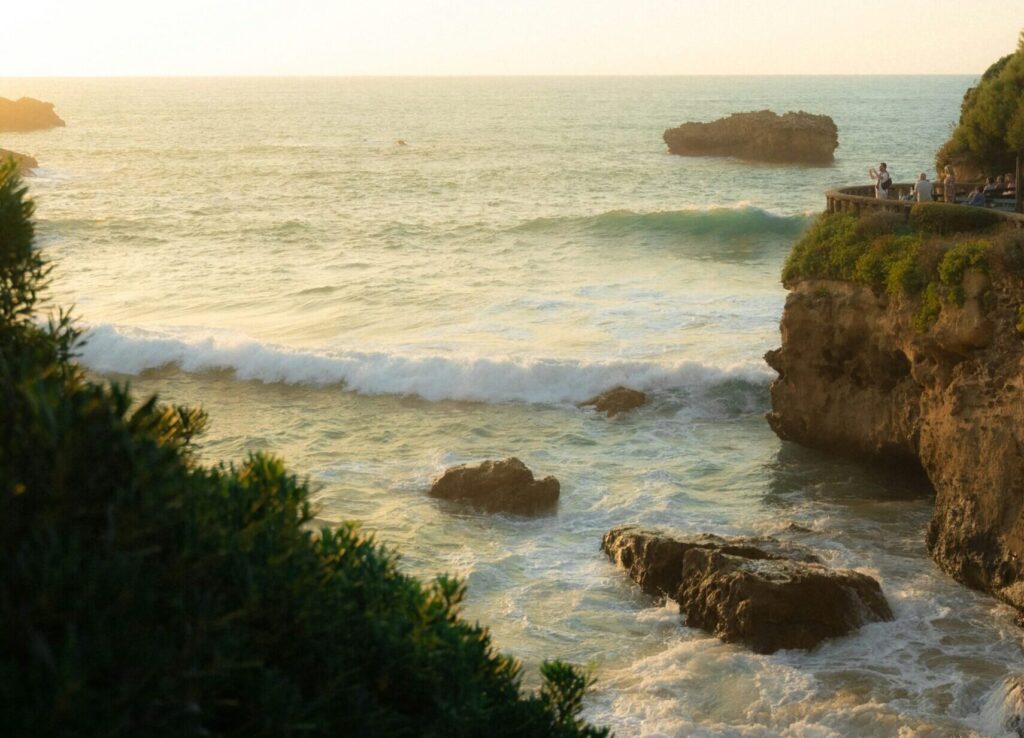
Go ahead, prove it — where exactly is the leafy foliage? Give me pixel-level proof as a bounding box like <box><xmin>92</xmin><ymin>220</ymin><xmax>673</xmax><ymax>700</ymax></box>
<box><xmin>938</xmin><ymin>240</ymin><xmax>990</xmax><ymax>305</ymax></box>
<box><xmin>782</xmin><ymin>210</ymin><xmax>1010</xmax><ymax>334</ymax></box>
<box><xmin>936</xmin><ymin>31</ymin><xmax>1024</xmax><ymax>174</ymax></box>
<box><xmin>0</xmin><ymin>163</ymin><xmax>609</xmax><ymax>738</ymax></box>
<box><xmin>908</xmin><ymin>203</ymin><xmax>1002</xmax><ymax>235</ymax></box>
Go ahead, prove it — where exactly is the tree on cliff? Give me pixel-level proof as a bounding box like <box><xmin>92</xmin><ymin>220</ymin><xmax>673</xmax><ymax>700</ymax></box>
<box><xmin>936</xmin><ymin>30</ymin><xmax>1024</xmax><ymax>209</ymax></box>
<box><xmin>0</xmin><ymin>159</ymin><xmax>609</xmax><ymax>738</ymax></box>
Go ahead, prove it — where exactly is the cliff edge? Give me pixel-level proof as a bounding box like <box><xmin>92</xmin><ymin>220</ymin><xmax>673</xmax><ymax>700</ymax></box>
<box><xmin>766</xmin><ymin>208</ymin><xmax>1024</xmax><ymax>612</ymax></box>
<box><xmin>663</xmin><ymin>110</ymin><xmax>838</xmax><ymax>165</ymax></box>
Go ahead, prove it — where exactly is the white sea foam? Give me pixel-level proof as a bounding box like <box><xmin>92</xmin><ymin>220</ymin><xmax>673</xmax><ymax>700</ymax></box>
<box><xmin>78</xmin><ymin>323</ymin><xmax>773</xmax><ymax>405</ymax></box>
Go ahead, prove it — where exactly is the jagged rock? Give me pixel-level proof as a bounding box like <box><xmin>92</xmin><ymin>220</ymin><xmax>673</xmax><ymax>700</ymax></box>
<box><xmin>0</xmin><ymin>97</ymin><xmax>65</xmax><ymax>132</ymax></box>
<box><xmin>663</xmin><ymin>110</ymin><xmax>838</xmax><ymax>165</ymax></box>
<box><xmin>602</xmin><ymin>526</ymin><xmax>892</xmax><ymax>653</ymax></box>
<box><xmin>766</xmin><ymin>260</ymin><xmax>1024</xmax><ymax>613</ymax></box>
<box><xmin>579</xmin><ymin>386</ymin><xmax>647</xmax><ymax>417</ymax></box>
<box><xmin>429</xmin><ymin>457</ymin><xmax>559</xmax><ymax>514</ymax></box>
<box><xmin>0</xmin><ymin>148</ymin><xmax>38</xmax><ymax>174</ymax></box>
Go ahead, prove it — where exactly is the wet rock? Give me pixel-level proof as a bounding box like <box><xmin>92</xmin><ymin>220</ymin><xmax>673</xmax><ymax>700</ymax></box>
<box><xmin>429</xmin><ymin>457</ymin><xmax>559</xmax><ymax>515</ymax></box>
<box><xmin>602</xmin><ymin>526</ymin><xmax>892</xmax><ymax>653</ymax></box>
<box><xmin>0</xmin><ymin>148</ymin><xmax>38</xmax><ymax>174</ymax></box>
<box><xmin>579</xmin><ymin>386</ymin><xmax>647</xmax><ymax>417</ymax></box>
<box><xmin>0</xmin><ymin>97</ymin><xmax>65</xmax><ymax>132</ymax></box>
<box><xmin>767</xmin><ymin>271</ymin><xmax>1024</xmax><ymax>615</ymax></box>
<box><xmin>663</xmin><ymin>110</ymin><xmax>838</xmax><ymax>165</ymax></box>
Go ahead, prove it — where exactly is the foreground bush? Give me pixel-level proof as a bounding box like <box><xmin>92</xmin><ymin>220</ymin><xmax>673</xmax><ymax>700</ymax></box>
<box><xmin>908</xmin><ymin>202</ymin><xmax>1002</xmax><ymax>235</ymax></box>
<box><xmin>781</xmin><ymin>210</ymin><xmax>1014</xmax><ymax>333</ymax></box>
<box><xmin>0</xmin><ymin>161</ymin><xmax>609</xmax><ymax>738</ymax></box>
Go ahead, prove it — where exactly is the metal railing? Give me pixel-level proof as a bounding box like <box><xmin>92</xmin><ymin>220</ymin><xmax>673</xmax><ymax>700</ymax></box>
<box><xmin>825</xmin><ymin>184</ymin><xmax>1024</xmax><ymax>227</ymax></box>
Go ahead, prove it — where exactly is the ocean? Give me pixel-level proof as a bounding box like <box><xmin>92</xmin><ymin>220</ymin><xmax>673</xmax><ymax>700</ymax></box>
<box><xmin>3</xmin><ymin>75</ymin><xmax>1021</xmax><ymax>737</ymax></box>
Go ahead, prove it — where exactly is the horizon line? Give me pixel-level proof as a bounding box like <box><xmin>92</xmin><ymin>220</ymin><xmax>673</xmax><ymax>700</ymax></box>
<box><xmin>0</xmin><ymin>72</ymin><xmax>986</xmax><ymax>80</ymax></box>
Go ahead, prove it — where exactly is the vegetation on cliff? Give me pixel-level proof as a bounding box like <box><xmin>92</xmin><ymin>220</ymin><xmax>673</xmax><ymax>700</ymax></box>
<box><xmin>782</xmin><ymin>209</ymin><xmax>1023</xmax><ymax>332</ymax></box>
<box><xmin>936</xmin><ymin>30</ymin><xmax>1024</xmax><ymax>177</ymax></box>
<box><xmin>0</xmin><ymin>161</ymin><xmax>608</xmax><ymax>738</ymax></box>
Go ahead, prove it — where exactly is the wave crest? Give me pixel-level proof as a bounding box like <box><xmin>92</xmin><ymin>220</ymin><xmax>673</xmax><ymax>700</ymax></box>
<box><xmin>514</xmin><ymin>206</ymin><xmax>811</xmax><ymax>241</ymax></box>
<box><xmin>78</xmin><ymin>324</ymin><xmax>772</xmax><ymax>405</ymax></box>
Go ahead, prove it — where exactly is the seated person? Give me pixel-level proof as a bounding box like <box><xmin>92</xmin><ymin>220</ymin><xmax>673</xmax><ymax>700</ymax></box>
<box><xmin>966</xmin><ymin>187</ymin><xmax>987</xmax><ymax>206</ymax></box>
<box><xmin>983</xmin><ymin>176</ymin><xmax>1000</xmax><ymax>194</ymax></box>
<box><xmin>912</xmin><ymin>172</ymin><xmax>933</xmax><ymax>202</ymax></box>
<box><xmin>1003</xmin><ymin>174</ymin><xmax>1017</xmax><ymax>197</ymax></box>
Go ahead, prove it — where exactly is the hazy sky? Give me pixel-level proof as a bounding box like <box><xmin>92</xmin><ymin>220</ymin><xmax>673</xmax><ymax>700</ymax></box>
<box><xmin>6</xmin><ymin>1</ymin><xmax>1022</xmax><ymax>76</ymax></box>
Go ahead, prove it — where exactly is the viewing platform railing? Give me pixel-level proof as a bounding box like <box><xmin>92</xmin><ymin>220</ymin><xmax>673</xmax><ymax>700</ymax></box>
<box><xmin>825</xmin><ymin>184</ymin><xmax>1024</xmax><ymax>228</ymax></box>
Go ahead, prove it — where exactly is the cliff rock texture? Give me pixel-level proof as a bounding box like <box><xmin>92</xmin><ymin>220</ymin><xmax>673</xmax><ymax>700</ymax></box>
<box><xmin>0</xmin><ymin>97</ymin><xmax>65</xmax><ymax>132</ymax></box>
<box><xmin>602</xmin><ymin>526</ymin><xmax>892</xmax><ymax>653</ymax></box>
<box><xmin>766</xmin><ymin>260</ymin><xmax>1024</xmax><ymax>611</ymax></box>
<box><xmin>429</xmin><ymin>457</ymin><xmax>560</xmax><ymax>514</ymax></box>
<box><xmin>663</xmin><ymin>110</ymin><xmax>838</xmax><ymax>165</ymax></box>
<box><xmin>0</xmin><ymin>148</ymin><xmax>38</xmax><ymax>174</ymax></box>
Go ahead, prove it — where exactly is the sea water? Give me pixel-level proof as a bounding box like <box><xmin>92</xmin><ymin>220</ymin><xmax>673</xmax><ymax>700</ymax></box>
<box><xmin>3</xmin><ymin>76</ymin><xmax>1022</xmax><ymax>737</ymax></box>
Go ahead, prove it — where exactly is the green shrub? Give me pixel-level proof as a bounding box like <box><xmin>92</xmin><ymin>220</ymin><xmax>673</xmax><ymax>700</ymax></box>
<box><xmin>0</xmin><ymin>161</ymin><xmax>610</xmax><ymax>738</ymax></box>
<box><xmin>782</xmin><ymin>213</ymin><xmax>861</xmax><ymax>285</ymax></box>
<box><xmin>909</xmin><ymin>202</ymin><xmax>1002</xmax><ymax>235</ymax></box>
<box><xmin>915</xmin><ymin>283</ymin><xmax>942</xmax><ymax>333</ymax></box>
<box><xmin>852</xmin><ymin>234</ymin><xmax>923</xmax><ymax>293</ymax></box>
<box><xmin>938</xmin><ymin>239</ymin><xmax>990</xmax><ymax>305</ymax></box>
<box><xmin>853</xmin><ymin>210</ymin><xmax>907</xmax><ymax>240</ymax></box>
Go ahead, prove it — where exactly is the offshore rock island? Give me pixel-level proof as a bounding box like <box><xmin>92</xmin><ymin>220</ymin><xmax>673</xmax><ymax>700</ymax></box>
<box><xmin>766</xmin><ymin>207</ymin><xmax>1024</xmax><ymax>615</ymax></box>
<box><xmin>663</xmin><ymin>110</ymin><xmax>839</xmax><ymax>164</ymax></box>
<box><xmin>0</xmin><ymin>97</ymin><xmax>65</xmax><ymax>132</ymax></box>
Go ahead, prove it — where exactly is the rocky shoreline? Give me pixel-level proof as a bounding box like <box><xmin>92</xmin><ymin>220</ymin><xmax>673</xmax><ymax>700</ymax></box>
<box><xmin>766</xmin><ymin>238</ymin><xmax>1024</xmax><ymax>614</ymax></box>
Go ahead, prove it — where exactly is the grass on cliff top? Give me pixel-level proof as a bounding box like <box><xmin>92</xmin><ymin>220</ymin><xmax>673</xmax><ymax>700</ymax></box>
<box><xmin>0</xmin><ymin>160</ymin><xmax>610</xmax><ymax>738</ymax></box>
<box><xmin>782</xmin><ymin>208</ymin><xmax>1024</xmax><ymax>332</ymax></box>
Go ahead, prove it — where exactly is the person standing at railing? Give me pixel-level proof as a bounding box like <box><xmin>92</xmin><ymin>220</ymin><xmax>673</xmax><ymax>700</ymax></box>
<box><xmin>912</xmin><ymin>172</ymin><xmax>933</xmax><ymax>202</ymax></box>
<box><xmin>868</xmin><ymin>162</ymin><xmax>893</xmax><ymax>199</ymax></box>
<box><xmin>943</xmin><ymin>165</ymin><xmax>957</xmax><ymax>203</ymax></box>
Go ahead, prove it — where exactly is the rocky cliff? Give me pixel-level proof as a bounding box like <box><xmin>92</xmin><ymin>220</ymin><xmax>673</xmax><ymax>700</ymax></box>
<box><xmin>663</xmin><ymin>110</ymin><xmax>838</xmax><ymax>165</ymax></box>
<box><xmin>766</xmin><ymin>235</ymin><xmax>1024</xmax><ymax>612</ymax></box>
<box><xmin>0</xmin><ymin>97</ymin><xmax>65</xmax><ymax>132</ymax></box>
<box><xmin>0</xmin><ymin>148</ymin><xmax>38</xmax><ymax>174</ymax></box>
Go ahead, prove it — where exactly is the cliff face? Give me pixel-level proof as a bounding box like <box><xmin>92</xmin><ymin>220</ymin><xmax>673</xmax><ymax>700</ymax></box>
<box><xmin>766</xmin><ymin>266</ymin><xmax>1024</xmax><ymax>611</ymax></box>
<box><xmin>663</xmin><ymin>110</ymin><xmax>838</xmax><ymax>165</ymax></box>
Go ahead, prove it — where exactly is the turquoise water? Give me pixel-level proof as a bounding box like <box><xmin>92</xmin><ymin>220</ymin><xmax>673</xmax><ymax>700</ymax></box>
<box><xmin>3</xmin><ymin>76</ymin><xmax>1022</xmax><ymax>736</ymax></box>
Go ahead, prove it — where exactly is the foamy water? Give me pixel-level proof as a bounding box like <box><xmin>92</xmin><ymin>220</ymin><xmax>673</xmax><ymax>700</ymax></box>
<box><xmin>4</xmin><ymin>76</ymin><xmax>1022</xmax><ymax>736</ymax></box>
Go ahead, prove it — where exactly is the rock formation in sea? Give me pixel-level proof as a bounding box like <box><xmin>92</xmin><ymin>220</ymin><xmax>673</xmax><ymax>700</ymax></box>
<box><xmin>0</xmin><ymin>148</ymin><xmax>38</xmax><ymax>174</ymax></box>
<box><xmin>429</xmin><ymin>457</ymin><xmax>560</xmax><ymax>514</ymax></box>
<box><xmin>663</xmin><ymin>110</ymin><xmax>838</xmax><ymax>165</ymax></box>
<box><xmin>579</xmin><ymin>386</ymin><xmax>647</xmax><ymax>417</ymax></box>
<box><xmin>766</xmin><ymin>242</ymin><xmax>1024</xmax><ymax>614</ymax></box>
<box><xmin>602</xmin><ymin>526</ymin><xmax>892</xmax><ymax>653</ymax></box>
<box><xmin>0</xmin><ymin>97</ymin><xmax>66</xmax><ymax>132</ymax></box>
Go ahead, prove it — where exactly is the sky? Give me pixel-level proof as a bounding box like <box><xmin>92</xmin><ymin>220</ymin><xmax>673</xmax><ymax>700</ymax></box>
<box><xmin>5</xmin><ymin>0</ymin><xmax>1022</xmax><ymax>76</ymax></box>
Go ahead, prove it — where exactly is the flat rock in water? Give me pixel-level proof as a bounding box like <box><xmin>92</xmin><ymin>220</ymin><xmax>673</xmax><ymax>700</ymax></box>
<box><xmin>663</xmin><ymin>110</ymin><xmax>838</xmax><ymax>164</ymax></box>
<box><xmin>0</xmin><ymin>97</ymin><xmax>65</xmax><ymax>132</ymax></box>
<box><xmin>602</xmin><ymin>525</ymin><xmax>892</xmax><ymax>653</ymax></box>
<box><xmin>0</xmin><ymin>148</ymin><xmax>38</xmax><ymax>174</ymax></box>
<box><xmin>429</xmin><ymin>457</ymin><xmax>560</xmax><ymax>515</ymax></box>
<box><xmin>579</xmin><ymin>386</ymin><xmax>647</xmax><ymax>417</ymax></box>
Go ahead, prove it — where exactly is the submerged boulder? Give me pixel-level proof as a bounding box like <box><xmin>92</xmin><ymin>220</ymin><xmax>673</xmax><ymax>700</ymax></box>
<box><xmin>0</xmin><ymin>97</ymin><xmax>65</xmax><ymax>132</ymax></box>
<box><xmin>429</xmin><ymin>457</ymin><xmax>560</xmax><ymax>514</ymax></box>
<box><xmin>579</xmin><ymin>386</ymin><xmax>647</xmax><ymax>417</ymax></box>
<box><xmin>0</xmin><ymin>148</ymin><xmax>38</xmax><ymax>174</ymax></box>
<box><xmin>602</xmin><ymin>526</ymin><xmax>892</xmax><ymax>653</ymax></box>
<box><xmin>663</xmin><ymin>110</ymin><xmax>838</xmax><ymax>165</ymax></box>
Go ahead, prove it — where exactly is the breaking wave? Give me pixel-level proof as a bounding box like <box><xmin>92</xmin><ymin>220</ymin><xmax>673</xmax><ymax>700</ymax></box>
<box><xmin>78</xmin><ymin>323</ymin><xmax>773</xmax><ymax>405</ymax></box>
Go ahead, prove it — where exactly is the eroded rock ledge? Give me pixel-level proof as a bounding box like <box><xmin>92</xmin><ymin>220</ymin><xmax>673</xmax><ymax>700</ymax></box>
<box><xmin>602</xmin><ymin>526</ymin><xmax>891</xmax><ymax>653</ymax></box>
<box><xmin>0</xmin><ymin>148</ymin><xmax>38</xmax><ymax>174</ymax></box>
<box><xmin>766</xmin><ymin>269</ymin><xmax>1024</xmax><ymax>612</ymax></box>
<box><xmin>663</xmin><ymin>110</ymin><xmax>838</xmax><ymax>165</ymax></box>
